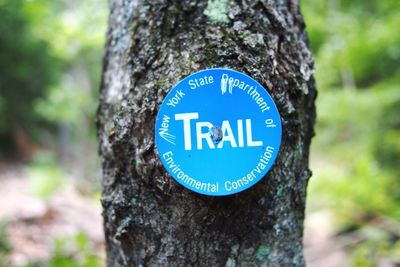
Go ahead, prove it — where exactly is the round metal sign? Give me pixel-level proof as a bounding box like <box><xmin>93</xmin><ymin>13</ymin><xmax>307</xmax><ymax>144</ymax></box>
<box><xmin>155</xmin><ymin>68</ymin><xmax>282</xmax><ymax>196</ymax></box>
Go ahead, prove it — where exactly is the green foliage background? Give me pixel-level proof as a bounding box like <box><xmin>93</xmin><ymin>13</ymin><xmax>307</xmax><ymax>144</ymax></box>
<box><xmin>0</xmin><ymin>0</ymin><xmax>59</xmax><ymax>153</ymax></box>
<box><xmin>303</xmin><ymin>0</ymin><xmax>400</xmax><ymax>219</ymax></box>
<box><xmin>0</xmin><ymin>0</ymin><xmax>107</xmax><ymax>266</ymax></box>
<box><xmin>0</xmin><ymin>0</ymin><xmax>106</xmax><ymax>158</ymax></box>
<box><xmin>302</xmin><ymin>0</ymin><xmax>400</xmax><ymax>264</ymax></box>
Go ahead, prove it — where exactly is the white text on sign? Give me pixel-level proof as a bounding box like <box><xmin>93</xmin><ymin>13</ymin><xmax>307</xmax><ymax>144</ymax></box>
<box><xmin>174</xmin><ymin>112</ymin><xmax>263</xmax><ymax>151</ymax></box>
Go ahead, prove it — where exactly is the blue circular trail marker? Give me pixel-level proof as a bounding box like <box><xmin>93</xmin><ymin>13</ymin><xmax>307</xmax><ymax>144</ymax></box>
<box><xmin>155</xmin><ymin>68</ymin><xmax>282</xmax><ymax>196</ymax></box>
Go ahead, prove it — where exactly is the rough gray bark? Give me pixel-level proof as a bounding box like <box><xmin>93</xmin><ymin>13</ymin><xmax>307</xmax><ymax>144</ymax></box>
<box><xmin>97</xmin><ymin>0</ymin><xmax>316</xmax><ymax>266</ymax></box>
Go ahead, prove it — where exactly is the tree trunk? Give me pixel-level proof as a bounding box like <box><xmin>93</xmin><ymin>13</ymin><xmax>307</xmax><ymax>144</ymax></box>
<box><xmin>97</xmin><ymin>0</ymin><xmax>316</xmax><ymax>266</ymax></box>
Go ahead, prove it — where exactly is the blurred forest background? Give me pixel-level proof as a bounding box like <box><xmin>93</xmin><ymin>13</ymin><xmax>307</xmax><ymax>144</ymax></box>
<box><xmin>0</xmin><ymin>0</ymin><xmax>398</xmax><ymax>266</ymax></box>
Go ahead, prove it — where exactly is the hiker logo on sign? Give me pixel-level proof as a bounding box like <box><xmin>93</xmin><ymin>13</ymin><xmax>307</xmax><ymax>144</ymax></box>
<box><xmin>155</xmin><ymin>68</ymin><xmax>282</xmax><ymax>196</ymax></box>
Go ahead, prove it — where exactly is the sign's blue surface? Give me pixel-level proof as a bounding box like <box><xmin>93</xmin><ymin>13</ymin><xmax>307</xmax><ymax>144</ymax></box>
<box><xmin>155</xmin><ymin>68</ymin><xmax>282</xmax><ymax>196</ymax></box>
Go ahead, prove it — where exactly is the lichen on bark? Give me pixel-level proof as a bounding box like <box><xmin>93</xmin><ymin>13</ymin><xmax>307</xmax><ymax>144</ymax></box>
<box><xmin>97</xmin><ymin>0</ymin><xmax>316</xmax><ymax>266</ymax></box>
<box><xmin>204</xmin><ymin>0</ymin><xmax>230</xmax><ymax>23</ymax></box>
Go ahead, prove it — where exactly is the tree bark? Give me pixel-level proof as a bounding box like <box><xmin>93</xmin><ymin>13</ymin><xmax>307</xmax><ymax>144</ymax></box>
<box><xmin>97</xmin><ymin>0</ymin><xmax>316</xmax><ymax>266</ymax></box>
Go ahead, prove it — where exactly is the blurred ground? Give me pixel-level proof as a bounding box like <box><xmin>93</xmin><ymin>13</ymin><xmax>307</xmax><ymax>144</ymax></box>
<box><xmin>1</xmin><ymin>161</ymin><xmax>400</xmax><ymax>267</ymax></box>
<box><xmin>0</xmin><ymin>163</ymin><xmax>105</xmax><ymax>267</ymax></box>
<box><xmin>2</xmin><ymin>162</ymin><xmax>344</xmax><ymax>267</ymax></box>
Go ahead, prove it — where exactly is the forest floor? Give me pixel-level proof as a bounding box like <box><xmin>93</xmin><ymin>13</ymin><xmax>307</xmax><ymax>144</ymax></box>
<box><xmin>0</xmin><ymin>162</ymin><xmax>105</xmax><ymax>266</ymax></box>
<box><xmin>0</xmin><ymin>162</ymin><xmax>351</xmax><ymax>267</ymax></box>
